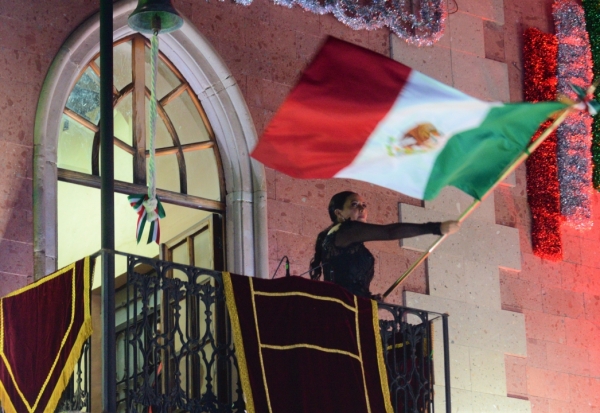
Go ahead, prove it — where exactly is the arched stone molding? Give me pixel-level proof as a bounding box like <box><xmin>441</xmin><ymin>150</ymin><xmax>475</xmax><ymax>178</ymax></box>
<box><xmin>33</xmin><ymin>0</ymin><xmax>268</xmax><ymax>279</ymax></box>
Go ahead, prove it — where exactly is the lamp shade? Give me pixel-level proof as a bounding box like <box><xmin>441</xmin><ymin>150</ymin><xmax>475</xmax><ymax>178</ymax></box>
<box><xmin>128</xmin><ymin>0</ymin><xmax>183</xmax><ymax>34</ymax></box>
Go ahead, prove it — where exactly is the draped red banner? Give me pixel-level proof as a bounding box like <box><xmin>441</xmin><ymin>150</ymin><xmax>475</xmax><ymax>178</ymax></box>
<box><xmin>223</xmin><ymin>272</ymin><xmax>392</xmax><ymax>413</ymax></box>
<box><xmin>0</xmin><ymin>257</ymin><xmax>93</xmax><ymax>413</ymax></box>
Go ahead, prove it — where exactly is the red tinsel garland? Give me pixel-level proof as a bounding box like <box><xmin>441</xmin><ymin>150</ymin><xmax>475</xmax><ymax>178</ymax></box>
<box><xmin>523</xmin><ymin>27</ymin><xmax>563</xmax><ymax>261</ymax></box>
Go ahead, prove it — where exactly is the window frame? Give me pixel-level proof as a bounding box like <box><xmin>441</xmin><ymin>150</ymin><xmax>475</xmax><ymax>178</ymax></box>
<box><xmin>58</xmin><ymin>33</ymin><xmax>226</xmax><ymax>212</ymax></box>
<box><xmin>33</xmin><ymin>0</ymin><xmax>268</xmax><ymax>280</ymax></box>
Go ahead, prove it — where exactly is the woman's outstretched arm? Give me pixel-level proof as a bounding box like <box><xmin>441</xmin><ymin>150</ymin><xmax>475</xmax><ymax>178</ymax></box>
<box><xmin>334</xmin><ymin>220</ymin><xmax>459</xmax><ymax>247</ymax></box>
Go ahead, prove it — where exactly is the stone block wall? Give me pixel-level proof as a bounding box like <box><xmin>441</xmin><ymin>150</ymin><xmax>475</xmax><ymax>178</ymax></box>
<box><xmin>499</xmin><ymin>2</ymin><xmax>600</xmax><ymax>411</ymax></box>
<box><xmin>0</xmin><ymin>0</ymin><xmax>98</xmax><ymax>295</ymax></box>
<box><xmin>502</xmin><ymin>194</ymin><xmax>600</xmax><ymax>413</ymax></box>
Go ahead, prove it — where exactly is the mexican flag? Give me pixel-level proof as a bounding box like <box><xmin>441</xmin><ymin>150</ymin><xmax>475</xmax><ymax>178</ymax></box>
<box><xmin>251</xmin><ymin>37</ymin><xmax>567</xmax><ymax>200</ymax></box>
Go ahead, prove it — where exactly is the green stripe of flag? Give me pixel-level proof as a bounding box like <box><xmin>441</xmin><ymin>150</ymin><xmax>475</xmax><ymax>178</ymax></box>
<box><xmin>424</xmin><ymin>101</ymin><xmax>567</xmax><ymax>200</ymax></box>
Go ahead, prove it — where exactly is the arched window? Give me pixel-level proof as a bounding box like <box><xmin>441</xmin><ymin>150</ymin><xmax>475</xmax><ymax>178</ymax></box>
<box><xmin>57</xmin><ymin>33</ymin><xmax>225</xmax><ymax>274</ymax></box>
<box><xmin>34</xmin><ymin>1</ymin><xmax>267</xmax><ymax>280</ymax></box>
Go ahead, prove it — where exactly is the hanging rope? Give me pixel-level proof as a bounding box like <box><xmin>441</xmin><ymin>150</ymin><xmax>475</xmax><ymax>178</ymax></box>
<box><xmin>148</xmin><ymin>31</ymin><xmax>158</xmax><ymax>203</ymax></box>
<box><xmin>129</xmin><ymin>27</ymin><xmax>165</xmax><ymax>244</ymax></box>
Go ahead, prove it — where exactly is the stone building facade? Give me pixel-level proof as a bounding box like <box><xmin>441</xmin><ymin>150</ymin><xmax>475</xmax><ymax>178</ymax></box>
<box><xmin>1</xmin><ymin>0</ymin><xmax>599</xmax><ymax>411</ymax></box>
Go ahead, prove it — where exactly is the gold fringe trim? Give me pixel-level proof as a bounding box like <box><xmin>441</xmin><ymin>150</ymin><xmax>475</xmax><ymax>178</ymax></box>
<box><xmin>0</xmin><ymin>379</ymin><xmax>17</xmax><ymax>413</ymax></box>
<box><xmin>260</xmin><ymin>343</ymin><xmax>360</xmax><ymax>359</ymax></box>
<box><xmin>44</xmin><ymin>317</ymin><xmax>92</xmax><ymax>413</ymax></box>
<box><xmin>0</xmin><ymin>298</ymin><xmax>3</xmax><ymax>356</ymax></box>
<box><xmin>386</xmin><ymin>341</ymin><xmax>409</xmax><ymax>351</ymax></box>
<box><xmin>372</xmin><ymin>299</ymin><xmax>393</xmax><ymax>413</ymax></box>
<box><xmin>355</xmin><ymin>296</ymin><xmax>372</xmax><ymax>413</ymax></box>
<box><xmin>253</xmin><ymin>290</ymin><xmax>357</xmax><ymax>312</ymax></box>
<box><xmin>0</xmin><ymin>297</ymin><xmax>15</xmax><ymax>413</ymax></box>
<box><xmin>44</xmin><ymin>256</ymin><xmax>93</xmax><ymax>413</ymax></box>
<box><xmin>249</xmin><ymin>278</ymin><xmax>273</xmax><ymax>413</ymax></box>
<box><xmin>0</xmin><ymin>257</ymin><xmax>93</xmax><ymax>413</ymax></box>
<box><xmin>222</xmin><ymin>272</ymin><xmax>256</xmax><ymax>413</ymax></box>
<box><xmin>1</xmin><ymin>259</ymin><xmax>78</xmax><ymax>299</ymax></box>
<box><xmin>430</xmin><ymin>320</ymin><xmax>434</xmax><ymax>355</ymax></box>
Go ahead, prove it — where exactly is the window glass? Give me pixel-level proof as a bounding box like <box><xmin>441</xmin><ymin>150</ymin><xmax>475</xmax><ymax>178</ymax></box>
<box><xmin>60</xmin><ymin>35</ymin><xmax>222</xmax><ymax>200</ymax></box>
<box><xmin>113</xmin><ymin>41</ymin><xmax>132</xmax><ymax>92</ymax></box>
<box><xmin>66</xmin><ymin>67</ymin><xmax>100</xmax><ymax>124</ymax></box>
<box><xmin>164</xmin><ymin>91</ymin><xmax>210</xmax><ymax>144</ymax></box>
<box><xmin>160</xmin><ymin>204</ymin><xmax>211</xmax><ymax>242</ymax></box>
<box><xmin>145</xmin><ymin>48</ymin><xmax>181</xmax><ymax>101</ymax></box>
<box><xmin>185</xmin><ymin>149</ymin><xmax>221</xmax><ymax>200</ymax></box>
<box><xmin>58</xmin><ymin>181</ymin><xmax>211</xmax><ymax>289</ymax></box>
<box><xmin>193</xmin><ymin>229</ymin><xmax>213</xmax><ymax>269</ymax></box>
<box><xmin>57</xmin><ymin>114</ymin><xmax>94</xmax><ymax>173</ymax></box>
<box><xmin>114</xmin><ymin>93</ymin><xmax>133</xmax><ymax>146</ymax></box>
<box><xmin>98</xmin><ymin>146</ymin><xmax>133</xmax><ymax>183</ymax></box>
<box><xmin>58</xmin><ymin>182</ymin><xmax>160</xmax><ymax>275</ymax></box>
<box><xmin>147</xmin><ymin>97</ymin><xmax>173</xmax><ymax>149</ymax></box>
<box><xmin>171</xmin><ymin>243</ymin><xmax>189</xmax><ymax>266</ymax></box>
<box><xmin>114</xmin><ymin>146</ymin><xmax>133</xmax><ymax>183</ymax></box>
<box><xmin>58</xmin><ymin>182</ymin><xmax>101</xmax><ymax>265</ymax></box>
<box><xmin>153</xmin><ymin>153</ymin><xmax>180</xmax><ymax>193</ymax></box>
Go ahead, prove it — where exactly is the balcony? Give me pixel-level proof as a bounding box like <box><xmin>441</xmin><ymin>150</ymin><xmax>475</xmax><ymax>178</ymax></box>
<box><xmin>56</xmin><ymin>252</ymin><xmax>451</xmax><ymax>413</ymax></box>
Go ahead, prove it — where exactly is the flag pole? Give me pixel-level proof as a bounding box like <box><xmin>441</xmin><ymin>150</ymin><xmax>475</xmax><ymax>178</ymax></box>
<box><xmin>381</xmin><ymin>105</ymin><xmax>575</xmax><ymax>299</ymax></box>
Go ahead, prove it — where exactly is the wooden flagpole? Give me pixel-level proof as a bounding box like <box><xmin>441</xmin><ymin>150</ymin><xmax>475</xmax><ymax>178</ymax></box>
<box><xmin>381</xmin><ymin>106</ymin><xmax>575</xmax><ymax>299</ymax></box>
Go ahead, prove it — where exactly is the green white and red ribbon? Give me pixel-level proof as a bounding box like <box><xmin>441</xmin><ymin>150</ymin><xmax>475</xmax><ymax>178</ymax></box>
<box><xmin>129</xmin><ymin>194</ymin><xmax>166</xmax><ymax>243</ymax></box>
<box><xmin>129</xmin><ymin>30</ymin><xmax>166</xmax><ymax>244</ymax></box>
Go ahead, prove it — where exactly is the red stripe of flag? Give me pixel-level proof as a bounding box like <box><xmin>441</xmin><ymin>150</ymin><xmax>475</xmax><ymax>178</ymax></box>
<box><xmin>252</xmin><ymin>37</ymin><xmax>411</xmax><ymax>178</ymax></box>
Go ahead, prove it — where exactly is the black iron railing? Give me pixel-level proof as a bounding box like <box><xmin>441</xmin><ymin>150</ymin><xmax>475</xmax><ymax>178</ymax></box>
<box><xmin>57</xmin><ymin>252</ymin><xmax>451</xmax><ymax>413</ymax></box>
<box><xmin>378</xmin><ymin>303</ymin><xmax>450</xmax><ymax>413</ymax></box>
<box><xmin>120</xmin><ymin>253</ymin><xmax>243</xmax><ymax>413</ymax></box>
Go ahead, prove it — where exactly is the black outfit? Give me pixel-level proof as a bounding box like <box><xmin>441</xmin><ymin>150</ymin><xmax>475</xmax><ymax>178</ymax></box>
<box><xmin>320</xmin><ymin>220</ymin><xmax>442</xmax><ymax>299</ymax></box>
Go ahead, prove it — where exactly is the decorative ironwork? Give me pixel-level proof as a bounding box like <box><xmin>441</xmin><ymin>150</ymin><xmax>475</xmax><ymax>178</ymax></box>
<box><xmin>121</xmin><ymin>253</ymin><xmax>245</xmax><ymax>413</ymax></box>
<box><xmin>378</xmin><ymin>303</ymin><xmax>438</xmax><ymax>413</ymax></box>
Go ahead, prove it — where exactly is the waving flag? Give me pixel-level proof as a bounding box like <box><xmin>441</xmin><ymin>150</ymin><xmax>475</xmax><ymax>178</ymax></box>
<box><xmin>251</xmin><ymin>37</ymin><xmax>566</xmax><ymax>200</ymax></box>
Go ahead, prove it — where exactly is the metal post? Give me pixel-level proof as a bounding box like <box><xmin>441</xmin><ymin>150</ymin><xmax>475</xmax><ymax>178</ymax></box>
<box><xmin>100</xmin><ymin>0</ymin><xmax>116</xmax><ymax>411</ymax></box>
<box><xmin>442</xmin><ymin>314</ymin><xmax>451</xmax><ymax>413</ymax></box>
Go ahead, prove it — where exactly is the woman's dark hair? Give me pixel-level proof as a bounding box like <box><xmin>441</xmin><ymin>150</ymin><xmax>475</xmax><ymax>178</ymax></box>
<box><xmin>309</xmin><ymin>191</ymin><xmax>356</xmax><ymax>280</ymax></box>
